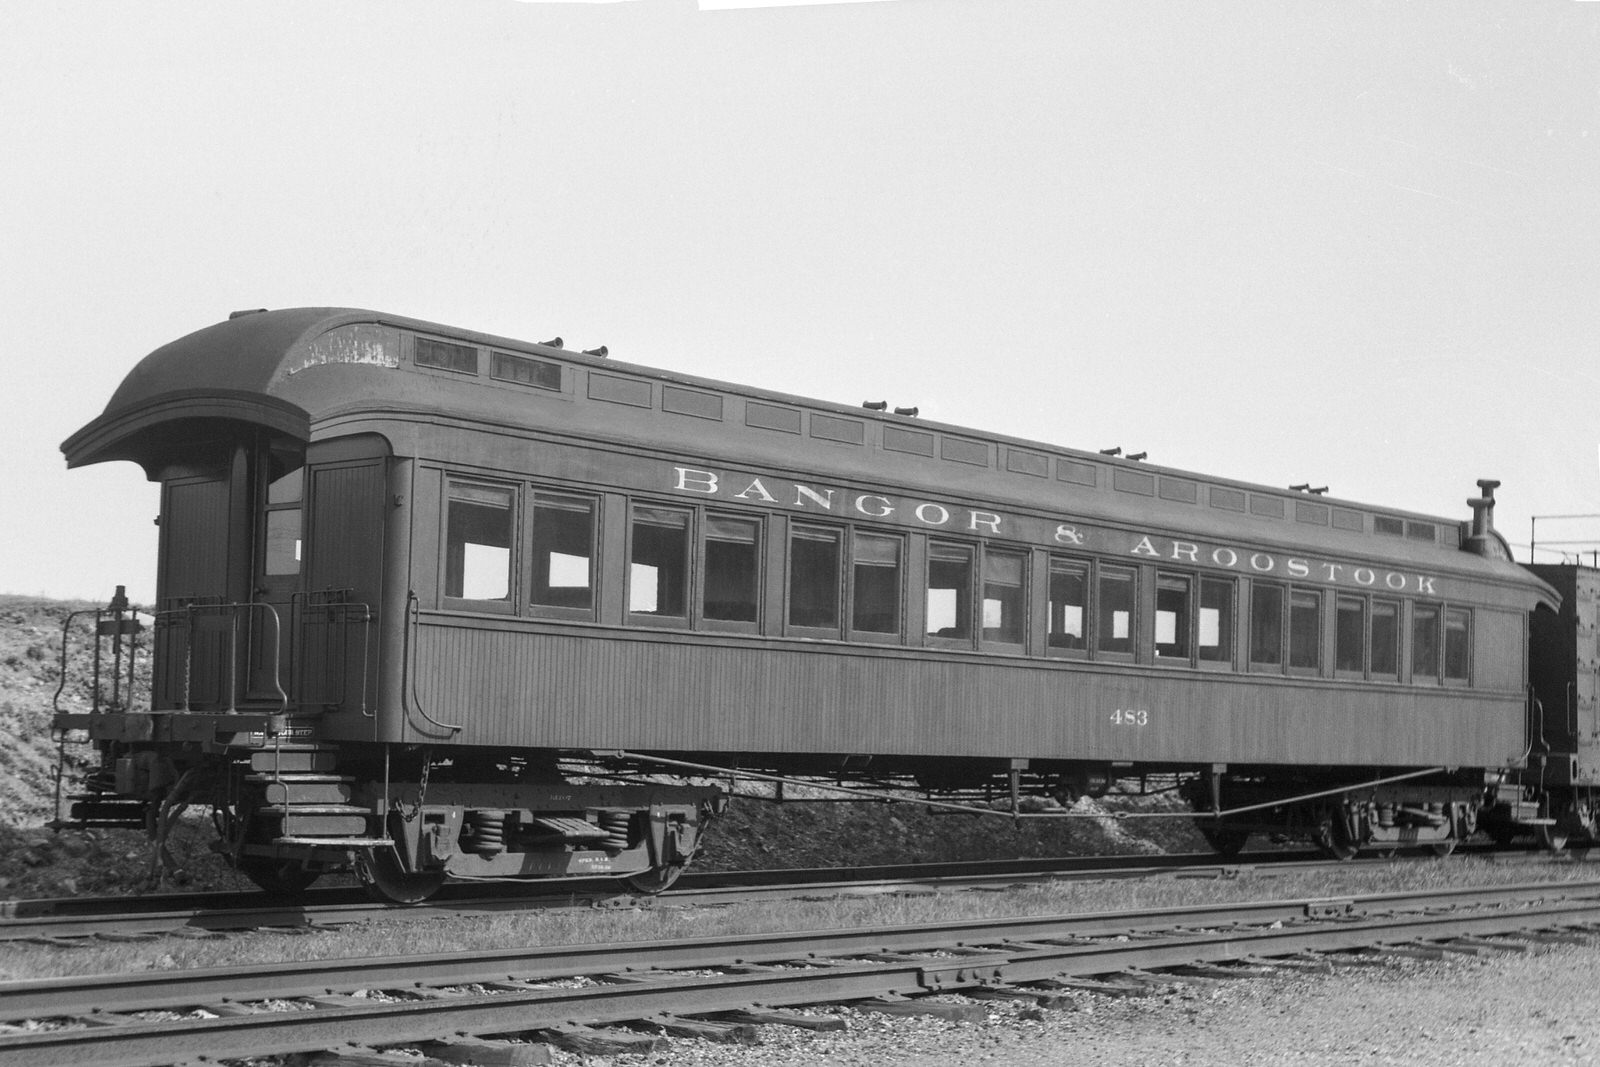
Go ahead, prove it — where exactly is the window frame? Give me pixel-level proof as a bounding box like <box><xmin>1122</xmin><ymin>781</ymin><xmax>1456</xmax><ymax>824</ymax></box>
<box><xmin>1153</xmin><ymin>571</ymin><xmax>1194</xmax><ymax>666</ymax></box>
<box><xmin>626</xmin><ymin>502</ymin><xmax>694</xmax><ymax>628</ymax></box>
<box><xmin>1410</xmin><ymin>602</ymin><xmax>1442</xmax><ymax>685</ymax></box>
<box><xmin>979</xmin><ymin>546</ymin><xmax>1028</xmax><ymax>651</ymax></box>
<box><xmin>261</xmin><ymin>465</ymin><xmax>304</xmax><ymax>579</ymax></box>
<box><xmin>786</xmin><ymin>522</ymin><xmax>845</xmax><ymax>638</ymax></box>
<box><xmin>1196</xmin><ymin>574</ymin><xmax>1236</xmax><ymax>670</ymax></box>
<box><xmin>1248</xmin><ymin>580</ymin><xmax>1286</xmax><ymax>671</ymax></box>
<box><xmin>526</xmin><ymin>489</ymin><xmax>600</xmax><ymax>621</ymax></box>
<box><xmin>848</xmin><ymin>529</ymin><xmax>905</xmax><ymax>645</ymax></box>
<box><xmin>1287</xmin><ymin>587</ymin><xmax>1323</xmax><ymax>676</ymax></box>
<box><xmin>1094</xmin><ymin>563</ymin><xmax>1137</xmax><ymax>661</ymax></box>
<box><xmin>440</xmin><ymin>477</ymin><xmax>518</xmax><ymax>614</ymax></box>
<box><xmin>1334</xmin><ymin>594</ymin><xmax>1367</xmax><ymax>678</ymax></box>
<box><xmin>699</xmin><ymin>511</ymin><xmax>763</xmax><ymax>634</ymax></box>
<box><xmin>414</xmin><ymin>336</ymin><xmax>481</xmax><ymax>376</ymax></box>
<box><xmin>1369</xmin><ymin>598</ymin><xmax>1401</xmax><ymax>681</ymax></box>
<box><xmin>924</xmin><ymin>540</ymin><xmax>977</xmax><ymax>648</ymax></box>
<box><xmin>1443</xmin><ymin>606</ymin><xmax>1472</xmax><ymax>686</ymax></box>
<box><xmin>1045</xmin><ymin>555</ymin><xmax>1090</xmax><ymax>660</ymax></box>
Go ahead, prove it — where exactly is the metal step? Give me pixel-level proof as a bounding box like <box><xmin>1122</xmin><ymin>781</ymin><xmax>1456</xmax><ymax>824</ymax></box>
<box><xmin>280</xmin><ymin>814</ymin><xmax>372</xmax><ymax>837</ymax></box>
<box><xmin>58</xmin><ymin>798</ymin><xmax>147</xmax><ymax>830</ymax></box>
<box><xmin>263</xmin><ymin>803</ymin><xmax>371</xmax><ymax>816</ymax></box>
<box><xmin>250</xmin><ymin>749</ymin><xmax>339</xmax><ymax>774</ymax></box>
<box><xmin>531</xmin><ymin>816</ymin><xmax>610</xmax><ymax>840</ymax></box>
<box><xmin>261</xmin><ymin>781</ymin><xmax>354</xmax><ymax>805</ymax></box>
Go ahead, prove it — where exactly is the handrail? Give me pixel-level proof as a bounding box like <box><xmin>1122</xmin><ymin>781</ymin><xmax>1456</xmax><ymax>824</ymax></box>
<box><xmin>290</xmin><ymin>589</ymin><xmax>376</xmax><ymax>715</ymax></box>
<box><xmin>52</xmin><ymin>590</ymin><xmax>144</xmax><ymax>718</ymax></box>
<box><xmin>154</xmin><ymin>600</ymin><xmax>287</xmax><ymax>714</ymax></box>
<box><xmin>404</xmin><ymin>592</ymin><xmax>463</xmax><ymax>735</ymax></box>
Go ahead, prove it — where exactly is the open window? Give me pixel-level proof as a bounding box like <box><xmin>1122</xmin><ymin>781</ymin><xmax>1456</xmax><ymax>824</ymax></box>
<box><xmin>1155</xmin><ymin>573</ymin><xmax>1191</xmax><ymax>662</ymax></box>
<box><xmin>926</xmin><ymin>542</ymin><xmax>974</xmax><ymax>645</ymax></box>
<box><xmin>1096</xmin><ymin>564</ymin><xmax>1135</xmax><ymax>657</ymax></box>
<box><xmin>981</xmin><ymin>550</ymin><xmax>1026</xmax><ymax>648</ymax></box>
<box><xmin>629</xmin><ymin>506</ymin><xmax>690</xmax><ymax>620</ymax></box>
<box><xmin>1047</xmin><ymin>557</ymin><xmax>1088</xmax><ymax>656</ymax></box>
<box><xmin>530</xmin><ymin>492</ymin><xmax>596</xmax><ymax>615</ymax></box>
<box><xmin>1198</xmin><ymin>576</ymin><xmax>1233</xmax><ymax>666</ymax></box>
<box><xmin>445</xmin><ymin>481</ymin><xmax>514</xmax><ymax>610</ymax></box>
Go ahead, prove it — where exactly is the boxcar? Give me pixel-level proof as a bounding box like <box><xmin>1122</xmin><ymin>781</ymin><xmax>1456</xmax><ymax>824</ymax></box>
<box><xmin>1496</xmin><ymin>563</ymin><xmax>1600</xmax><ymax>849</ymax></box>
<box><xmin>55</xmin><ymin>308</ymin><xmax>1555</xmax><ymax>898</ymax></box>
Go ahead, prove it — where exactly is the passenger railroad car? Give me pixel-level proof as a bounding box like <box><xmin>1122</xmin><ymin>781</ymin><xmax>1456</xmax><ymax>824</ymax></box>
<box><xmin>55</xmin><ymin>308</ymin><xmax>1556</xmax><ymax>898</ymax></box>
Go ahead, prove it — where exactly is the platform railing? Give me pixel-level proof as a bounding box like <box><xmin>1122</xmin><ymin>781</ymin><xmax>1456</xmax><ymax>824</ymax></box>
<box><xmin>291</xmin><ymin>588</ymin><xmax>375</xmax><ymax>715</ymax></box>
<box><xmin>153</xmin><ymin>599</ymin><xmax>288</xmax><ymax>714</ymax></box>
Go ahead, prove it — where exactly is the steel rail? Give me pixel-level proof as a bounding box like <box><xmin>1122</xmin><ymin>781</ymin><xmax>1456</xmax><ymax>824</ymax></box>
<box><xmin>3</xmin><ymin>879</ymin><xmax>1596</xmax><ymax>1019</ymax></box>
<box><xmin>2</xmin><ymin>884</ymin><xmax>1598</xmax><ymax>1067</ymax></box>
<box><xmin>1</xmin><ymin>850</ymin><xmax>1350</xmax><ymax>942</ymax></box>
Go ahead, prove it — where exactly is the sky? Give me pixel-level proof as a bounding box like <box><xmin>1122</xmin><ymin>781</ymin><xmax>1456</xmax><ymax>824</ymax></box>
<box><xmin>2</xmin><ymin>0</ymin><xmax>1597</xmax><ymax>604</ymax></box>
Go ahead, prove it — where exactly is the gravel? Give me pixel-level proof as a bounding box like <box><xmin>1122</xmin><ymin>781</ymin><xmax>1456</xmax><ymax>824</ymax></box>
<box><xmin>560</xmin><ymin>941</ymin><xmax>1600</xmax><ymax>1067</ymax></box>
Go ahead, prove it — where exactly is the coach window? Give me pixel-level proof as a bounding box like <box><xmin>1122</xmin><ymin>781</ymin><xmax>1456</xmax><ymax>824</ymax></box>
<box><xmin>1097</xmin><ymin>565</ymin><xmax>1135</xmax><ymax>657</ymax></box>
<box><xmin>1047</xmin><ymin>557</ymin><xmax>1088</xmax><ymax>655</ymax></box>
<box><xmin>1370</xmin><ymin>600</ymin><xmax>1400</xmax><ymax>680</ymax></box>
<box><xmin>1335</xmin><ymin>595</ymin><xmax>1365</xmax><ymax>675</ymax></box>
<box><xmin>850</xmin><ymin>532</ymin><xmax>902</xmax><ymax>638</ymax></box>
<box><xmin>1249</xmin><ymin>582</ymin><xmax>1284</xmax><ymax>668</ymax></box>
<box><xmin>927</xmin><ymin>542</ymin><xmax>975</xmax><ymax>644</ymax></box>
<box><xmin>263</xmin><ymin>468</ymin><xmax>303</xmax><ymax>576</ymax></box>
<box><xmin>1289</xmin><ymin>589</ymin><xmax>1322</xmax><ymax>673</ymax></box>
<box><xmin>1198</xmin><ymin>577</ymin><xmax>1233</xmax><ymax>665</ymax></box>
<box><xmin>1412</xmin><ymin>603</ymin><xmax>1441</xmax><ymax>684</ymax></box>
<box><xmin>1155</xmin><ymin>573</ymin><xmax>1191</xmax><ymax>662</ymax></box>
<box><xmin>789</xmin><ymin>525</ymin><xmax>842</xmax><ymax>631</ymax></box>
<box><xmin>629</xmin><ymin>506</ymin><xmax>690</xmax><ymax>619</ymax></box>
<box><xmin>982</xmin><ymin>550</ymin><xmax>1026</xmax><ymax>647</ymax></box>
<box><xmin>445</xmin><ymin>482</ymin><xmax>514</xmax><ymax>609</ymax></box>
<box><xmin>703</xmin><ymin>515</ymin><xmax>760</xmax><ymax>625</ymax></box>
<box><xmin>530</xmin><ymin>493</ymin><xmax>595</xmax><ymax>613</ymax></box>
<box><xmin>1443</xmin><ymin>608</ymin><xmax>1471</xmax><ymax>684</ymax></box>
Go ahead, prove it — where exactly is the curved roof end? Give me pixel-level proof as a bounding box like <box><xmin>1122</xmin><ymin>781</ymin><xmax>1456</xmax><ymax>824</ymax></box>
<box><xmin>62</xmin><ymin>390</ymin><xmax>311</xmax><ymax>477</ymax></box>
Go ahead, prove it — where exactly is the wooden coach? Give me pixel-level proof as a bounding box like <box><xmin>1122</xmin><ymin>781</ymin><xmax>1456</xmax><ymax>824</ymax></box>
<box><xmin>57</xmin><ymin>307</ymin><xmax>1556</xmax><ymax>895</ymax></box>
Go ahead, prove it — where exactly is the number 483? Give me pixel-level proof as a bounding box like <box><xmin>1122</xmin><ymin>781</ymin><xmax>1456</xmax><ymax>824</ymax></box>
<box><xmin>1111</xmin><ymin>708</ymin><xmax>1150</xmax><ymax>726</ymax></box>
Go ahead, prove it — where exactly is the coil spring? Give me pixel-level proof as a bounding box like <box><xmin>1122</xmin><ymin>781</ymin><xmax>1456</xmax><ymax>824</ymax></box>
<box><xmin>599</xmin><ymin>811</ymin><xmax>633</xmax><ymax>851</ymax></box>
<box><xmin>468</xmin><ymin>810</ymin><xmax>507</xmax><ymax>856</ymax></box>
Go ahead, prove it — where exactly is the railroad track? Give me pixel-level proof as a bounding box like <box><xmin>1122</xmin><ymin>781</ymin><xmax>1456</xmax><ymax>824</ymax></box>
<box><xmin>2</xmin><ymin>850</ymin><xmax>1345</xmax><ymax>942</ymax></box>
<box><xmin>3</xmin><ymin>879</ymin><xmax>1598</xmax><ymax>1067</ymax></box>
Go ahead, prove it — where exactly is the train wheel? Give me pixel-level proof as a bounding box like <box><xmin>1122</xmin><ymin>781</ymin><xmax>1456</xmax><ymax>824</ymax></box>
<box><xmin>1538</xmin><ymin>822</ymin><xmax>1571</xmax><ymax>853</ymax></box>
<box><xmin>1429</xmin><ymin>840</ymin><xmax>1457</xmax><ymax>858</ymax></box>
<box><xmin>1198</xmin><ymin>825</ymin><xmax>1249</xmax><ymax>858</ymax></box>
<box><xmin>622</xmin><ymin>864</ymin><xmax>686</xmax><ymax>895</ymax></box>
<box><xmin>237</xmin><ymin>855</ymin><xmax>322</xmax><ymax>896</ymax></box>
<box><xmin>1312</xmin><ymin>812</ymin><xmax>1359</xmax><ymax>861</ymax></box>
<box><xmin>1538</xmin><ymin>797</ymin><xmax>1577</xmax><ymax>854</ymax></box>
<box><xmin>359</xmin><ymin>849</ymin><xmax>446</xmax><ymax>905</ymax></box>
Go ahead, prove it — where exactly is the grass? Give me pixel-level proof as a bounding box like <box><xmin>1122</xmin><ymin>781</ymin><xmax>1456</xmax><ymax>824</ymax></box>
<box><xmin>3</xmin><ymin>854</ymin><xmax>1595</xmax><ymax>984</ymax></box>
